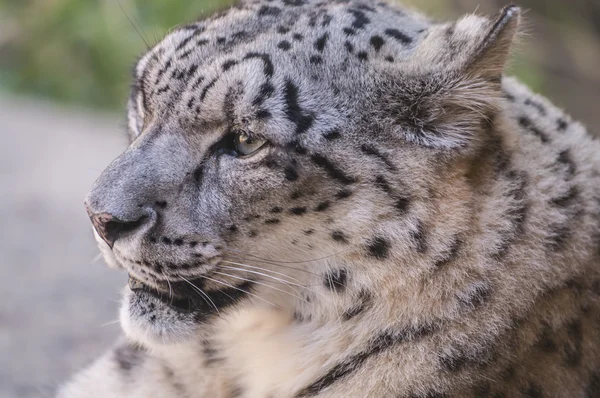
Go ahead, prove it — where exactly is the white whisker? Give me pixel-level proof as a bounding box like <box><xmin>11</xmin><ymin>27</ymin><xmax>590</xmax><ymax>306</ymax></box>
<box><xmin>202</xmin><ymin>274</ymin><xmax>281</xmax><ymax>309</ymax></box>
<box><xmin>213</xmin><ymin>271</ymin><xmax>307</xmax><ymax>303</ymax></box>
<box><xmin>180</xmin><ymin>275</ymin><xmax>220</xmax><ymax>314</ymax></box>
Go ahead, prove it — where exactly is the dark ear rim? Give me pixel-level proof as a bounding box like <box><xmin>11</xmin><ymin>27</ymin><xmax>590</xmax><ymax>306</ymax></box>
<box><xmin>481</xmin><ymin>5</ymin><xmax>521</xmax><ymax>49</ymax></box>
<box><xmin>465</xmin><ymin>5</ymin><xmax>521</xmax><ymax>80</ymax></box>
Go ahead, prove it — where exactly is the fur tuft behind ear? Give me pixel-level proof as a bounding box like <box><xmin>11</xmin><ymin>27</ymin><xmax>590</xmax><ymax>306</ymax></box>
<box><xmin>384</xmin><ymin>6</ymin><xmax>521</xmax><ymax>149</ymax></box>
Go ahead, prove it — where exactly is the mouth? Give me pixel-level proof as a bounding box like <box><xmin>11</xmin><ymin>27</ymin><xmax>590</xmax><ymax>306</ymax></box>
<box><xmin>127</xmin><ymin>274</ymin><xmax>205</xmax><ymax>313</ymax></box>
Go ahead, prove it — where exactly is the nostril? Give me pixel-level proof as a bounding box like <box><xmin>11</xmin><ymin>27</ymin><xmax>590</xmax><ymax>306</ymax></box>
<box><xmin>89</xmin><ymin>212</ymin><xmax>147</xmax><ymax>248</ymax></box>
<box><xmin>104</xmin><ymin>217</ymin><xmax>147</xmax><ymax>244</ymax></box>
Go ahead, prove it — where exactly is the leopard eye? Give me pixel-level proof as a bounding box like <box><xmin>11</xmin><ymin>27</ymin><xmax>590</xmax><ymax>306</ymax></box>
<box><xmin>234</xmin><ymin>133</ymin><xmax>267</xmax><ymax>156</ymax></box>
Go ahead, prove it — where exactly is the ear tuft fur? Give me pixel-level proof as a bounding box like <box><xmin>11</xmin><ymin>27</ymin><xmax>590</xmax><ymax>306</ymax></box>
<box><xmin>384</xmin><ymin>7</ymin><xmax>521</xmax><ymax>149</ymax></box>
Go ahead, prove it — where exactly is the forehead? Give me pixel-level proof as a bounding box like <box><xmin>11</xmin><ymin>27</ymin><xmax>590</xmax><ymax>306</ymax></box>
<box><xmin>135</xmin><ymin>0</ymin><xmax>428</xmax><ymax>79</ymax></box>
<box><xmin>130</xmin><ymin>0</ymin><xmax>429</xmax><ymax>133</ymax></box>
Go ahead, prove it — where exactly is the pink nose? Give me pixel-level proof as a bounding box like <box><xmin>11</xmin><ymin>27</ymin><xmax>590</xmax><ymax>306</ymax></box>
<box><xmin>85</xmin><ymin>204</ymin><xmax>146</xmax><ymax>248</ymax></box>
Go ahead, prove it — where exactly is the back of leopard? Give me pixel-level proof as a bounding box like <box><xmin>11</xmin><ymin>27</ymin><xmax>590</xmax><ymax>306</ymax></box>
<box><xmin>59</xmin><ymin>0</ymin><xmax>600</xmax><ymax>397</ymax></box>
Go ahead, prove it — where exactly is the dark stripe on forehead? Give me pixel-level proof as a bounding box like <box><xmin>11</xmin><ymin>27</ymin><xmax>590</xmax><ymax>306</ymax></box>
<box><xmin>283</xmin><ymin>79</ymin><xmax>314</xmax><ymax>135</ymax></box>
<box><xmin>310</xmin><ymin>154</ymin><xmax>356</xmax><ymax>185</ymax></box>
<box><xmin>243</xmin><ymin>52</ymin><xmax>274</xmax><ymax>77</ymax></box>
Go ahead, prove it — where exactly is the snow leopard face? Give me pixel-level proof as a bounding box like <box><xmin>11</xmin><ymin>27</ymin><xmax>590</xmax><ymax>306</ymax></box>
<box><xmin>85</xmin><ymin>0</ymin><xmax>519</xmax><ymax>345</ymax></box>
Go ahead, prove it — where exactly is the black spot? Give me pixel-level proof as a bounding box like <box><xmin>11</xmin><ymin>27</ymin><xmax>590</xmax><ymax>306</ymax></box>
<box><xmin>162</xmin><ymin>237</ymin><xmax>172</xmax><ymax>245</ymax></box>
<box><xmin>342</xmin><ymin>290</ymin><xmax>372</xmax><ymax>320</ymax></box>
<box><xmin>556</xmin><ymin>149</ymin><xmax>576</xmax><ymax>177</ymax></box>
<box><xmin>343</xmin><ymin>27</ymin><xmax>356</xmax><ymax>36</ymax></box>
<box><xmin>331</xmin><ymin>230</ymin><xmax>349</xmax><ymax>244</ymax></box>
<box><xmin>314</xmin><ymin>33</ymin><xmax>329</xmax><ymax>52</ymax></box>
<box><xmin>173</xmin><ymin>238</ymin><xmax>184</xmax><ymax>246</ymax></box>
<box><xmin>244</xmin><ymin>52</ymin><xmax>274</xmax><ymax>77</ymax></box>
<box><xmin>256</xmin><ymin>109</ymin><xmax>271</xmax><ymax>119</ymax></box>
<box><xmin>367</xmin><ymin>236</ymin><xmax>389</xmax><ymax>259</ymax></box>
<box><xmin>258</xmin><ymin>5</ymin><xmax>281</xmax><ymax>16</ymax></box>
<box><xmin>310</xmin><ymin>55</ymin><xmax>323</xmax><ymax>65</ymax></box>
<box><xmin>155</xmin><ymin>200</ymin><xmax>168</xmax><ymax>209</ymax></box>
<box><xmin>324</xmin><ymin>268</ymin><xmax>347</xmax><ymax>292</ymax></box>
<box><xmin>374</xmin><ymin>175</ymin><xmax>392</xmax><ymax>193</ymax></box>
<box><xmin>290</xmin><ymin>207</ymin><xmax>307</xmax><ymax>215</ymax></box>
<box><xmin>277</xmin><ymin>26</ymin><xmax>290</xmax><ymax>34</ymax></box>
<box><xmin>278</xmin><ymin>40</ymin><xmax>292</xmax><ymax>51</ymax></box>
<box><xmin>440</xmin><ymin>352</ymin><xmax>468</xmax><ymax>372</ymax></box>
<box><xmin>304</xmin><ymin>229</ymin><xmax>314</xmax><ymax>235</ymax></box>
<box><xmin>311</xmin><ymin>154</ymin><xmax>356</xmax><ymax>185</ymax></box>
<box><xmin>270</xmin><ymin>206</ymin><xmax>283</xmax><ymax>214</ymax></box>
<box><xmin>357</xmin><ymin>51</ymin><xmax>368</xmax><ymax>61</ymax></box>
<box><xmin>536</xmin><ymin>325</ymin><xmax>557</xmax><ymax>353</ymax></box>
<box><xmin>283</xmin><ymin>0</ymin><xmax>305</xmax><ymax>5</ymax></box>
<box><xmin>587</xmin><ymin>372</ymin><xmax>600</xmax><ymax>398</ymax></box>
<box><xmin>222</xmin><ymin>59</ymin><xmax>238</xmax><ymax>71</ymax></box>
<box><xmin>564</xmin><ymin>319</ymin><xmax>583</xmax><ymax>367</ymax></box>
<box><xmin>457</xmin><ymin>283</ymin><xmax>491</xmax><ymax>309</ymax></box>
<box><xmin>385</xmin><ymin>55</ymin><xmax>394</xmax><ymax>62</ymax></box>
<box><xmin>391</xmin><ymin>198</ymin><xmax>410</xmax><ymax>215</ymax></box>
<box><xmin>284</xmin><ymin>166</ymin><xmax>299</xmax><ymax>181</ymax></box>
<box><xmin>175</xmin><ymin>34</ymin><xmax>196</xmax><ymax>51</ymax></box>
<box><xmin>546</xmin><ymin>223</ymin><xmax>571</xmax><ymax>251</ymax></box>
<box><xmin>524</xmin><ymin>98</ymin><xmax>546</xmax><ymax>115</ymax></box>
<box><xmin>360</xmin><ymin>144</ymin><xmax>396</xmax><ymax>171</ymax></box>
<box><xmin>348</xmin><ymin>9</ymin><xmax>370</xmax><ymax>29</ymax></box>
<box><xmin>551</xmin><ymin>186</ymin><xmax>578</xmax><ymax>208</ymax></box>
<box><xmin>283</xmin><ymin>79</ymin><xmax>314</xmax><ymax>135</ymax></box>
<box><xmin>433</xmin><ymin>237</ymin><xmax>461</xmax><ymax>268</ymax></box>
<box><xmin>265</xmin><ymin>218</ymin><xmax>280</xmax><ymax>225</ymax></box>
<box><xmin>344</xmin><ymin>41</ymin><xmax>354</xmax><ymax>53</ymax></box>
<box><xmin>522</xmin><ymin>384</ymin><xmax>543</xmax><ymax>398</ymax></box>
<box><xmin>292</xmin><ymin>33</ymin><xmax>303</xmax><ymax>41</ymax></box>
<box><xmin>370</xmin><ymin>35</ymin><xmax>385</xmax><ymax>51</ymax></box>
<box><xmin>384</xmin><ymin>28</ymin><xmax>412</xmax><ymax>44</ymax></box>
<box><xmin>252</xmin><ymin>82</ymin><xmax>275</xmax><ymax>107</ymax></box>
<box><xmin>557</xmin><ymin>118</ymin><xmax>569</xmax><ymax>131</ymax></box>
<box><xmin>114</xmin><ymin>344</ymin><xmax>145</xmax><ymax>372</ymax></box>
<box><xmin>410</xmin><ymin>222</ymin><xmax>427</xmax><ymax>253</ymax></box>
<box><xmin>228</xmin><ymin>225</ymin><xmax>238</xmax><ymax>233</ymax></box>
<box><xmin>290</xmin><ymin>191</ymin><xmax>303</xmax><ymax>200</ymax></box>
<box><xmin>336</xmin><ymin>189</ymin><xmax>352</xmax><ymax>199</ymax></box>
<box><xmin>323</xmin><ymin>129</ymin><xmax>341</xmax><ymax>140</ymax></box>
<box><xmin>519</xmin><ymin>117</ymin><xmax>550</xmax><ymax>143</ymax></box>
<box><xmin>315</xmin><ymin>201</ymin><xmax>330</xmax><ymax>211</ymax></box>
<box><xmin>216</xmin><ymin>37</ymin><xmax>226</xmax><ymax>44</ymax></box>
<box><xmin>248</xmin><ymin>230</ymin><xmax>258</xmax><ymax>237</ymax></box>
<box><xmin>200</xmin><ymin>77</ymin><xmax>218</xmax><ymax>102</ymax></box>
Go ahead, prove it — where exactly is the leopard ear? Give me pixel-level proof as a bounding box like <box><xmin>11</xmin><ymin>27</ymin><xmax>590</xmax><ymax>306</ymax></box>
<box><xmin>411</xmin><ymin>5</ymin><xmax>521</xmax><ymax>81</ymax></box>
<box><xmin>384</xmin><ymin>6</ymin><xmax>521</xmax><ymax>149</ymax></box>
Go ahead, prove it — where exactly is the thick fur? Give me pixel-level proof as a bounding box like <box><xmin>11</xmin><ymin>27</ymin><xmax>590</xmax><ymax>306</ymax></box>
<box><xmin>59</xmin><ymin>1</ymin><xmax>600</xmax><ymax>397</ymax></box>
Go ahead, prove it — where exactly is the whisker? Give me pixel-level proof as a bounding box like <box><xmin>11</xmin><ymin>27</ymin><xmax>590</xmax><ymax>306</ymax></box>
<box><xmin>213</xmin><ymin>271</ymin><xmax>307</xmax><ymax>303</ymax></box>
<box><xmin>223</xmin><ymin>247</ymin><xmax>352</xmax><ymax>265</ymax></box>
<box><xmin>116</xmin><ymin>0</ymin><xmax>150</xmax><ymax>49</ymax></box>
<box><xmin>220</xmin><ymin>263</ymin><xmax>305</xmax><ymax>293</ymax></box>
<box><xmin>161</xmin><ymin>270</ymin><xmax>174</xmax><ymax>301</ymax></box>
<box><xmin>225</xmin><ymin>253</ymin><xmax>325</xmax><ymax>278</ymax></box>
<box><xmin>222</xmin><ymin>260</ymin><xmax>306</xmax><ymax>285</ymax></box>
<box><xmin>89</xmin><ymin>252</ymin><xmax>103</xmax><ymax>265</ymax></box>
<box><xmin>202</xmin><ymin>274</ymin><xmax>281</xmax><ymax>309</ymax></box>
<box><xmin>180</xmin><ymin>275</ymin><xmax>220</xmax><ymax>314</ymax></box>
<box><xmin>101</xmin><ymin>319</ymin><xmax>121</xmax><ymax>327</ymax></box>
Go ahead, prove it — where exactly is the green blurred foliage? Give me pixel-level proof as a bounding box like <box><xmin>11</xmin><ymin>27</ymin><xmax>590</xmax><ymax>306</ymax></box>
<box><xmin>0</xmin><ymin>0</ymin><xmax>234</xmax><ymax>111</ymax></box>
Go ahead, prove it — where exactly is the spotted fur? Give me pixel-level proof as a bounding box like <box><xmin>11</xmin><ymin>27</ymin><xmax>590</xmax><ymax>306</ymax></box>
<box><xmin>59</xmin><ymin>1</ymin><xmax>600</xmax><ymax>397</ymax></box>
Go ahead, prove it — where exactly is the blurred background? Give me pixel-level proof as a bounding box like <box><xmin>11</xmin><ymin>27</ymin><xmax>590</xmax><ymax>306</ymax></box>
<box><xmin>0</xmin><ymin>0</ymin><xmax>598</xmax><ymax>397</ymax></box>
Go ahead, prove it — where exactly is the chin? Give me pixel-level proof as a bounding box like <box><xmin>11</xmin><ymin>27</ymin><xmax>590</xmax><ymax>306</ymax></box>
<box><xmin>119</xmin><ymin>287</ymin><xmax>201</xmax><ymax>347</ymax></box>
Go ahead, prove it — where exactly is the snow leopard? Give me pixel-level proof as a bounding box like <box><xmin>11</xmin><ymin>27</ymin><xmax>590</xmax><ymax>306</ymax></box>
<box><xmin>59</xmin><ymin>0</ymin><xmax>600</xmax><ymax>397</ymax></box>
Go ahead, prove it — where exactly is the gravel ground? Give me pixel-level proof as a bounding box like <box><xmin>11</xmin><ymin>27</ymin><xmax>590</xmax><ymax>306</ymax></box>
<box><xmin>0</xmin><ymin>96</ymin><xmax>127</xmax><ymax>397</ymax></box>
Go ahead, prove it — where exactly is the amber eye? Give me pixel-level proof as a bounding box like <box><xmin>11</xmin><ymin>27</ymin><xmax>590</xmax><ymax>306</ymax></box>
<box><xmin>233</xmin><ymin>133</ymin><xmax>267</xmax><ymax>156</ymax></box>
